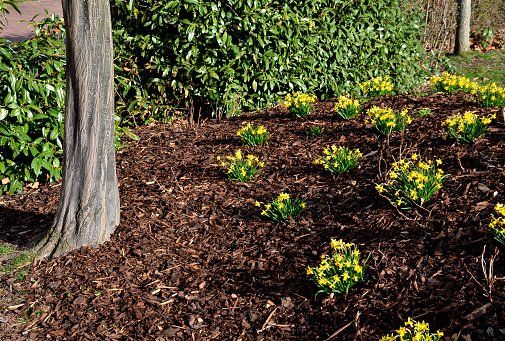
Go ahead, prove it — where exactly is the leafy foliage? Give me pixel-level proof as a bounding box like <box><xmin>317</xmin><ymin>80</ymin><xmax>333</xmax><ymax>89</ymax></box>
<box><xmin>0</xmin><ymin>16</ymin><xmax>137</xmax><ymax>195</ymax></box>
<box><xmin>111</xmin><ymin>0</ymin><xmax>425</xmax><ymax>118</ymax></box>
<box><xmin>0</xmin><ymin>16</ymin><xmax>65</xmax><ymax>194</ymax></box>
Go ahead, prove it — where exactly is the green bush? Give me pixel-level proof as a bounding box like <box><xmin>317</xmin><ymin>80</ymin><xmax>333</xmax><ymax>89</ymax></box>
<box><xmin>111</xmin><ymin>0</ymin><xmax>425</xmax><ymax>118</ymax></box>
<box><xmin>0</xmin><ymin>16</ymin><xmax>65</xmax><ymax>194</ymax></box>
<box><xmin>0</xmin><ymin>16</ymin><xmax>136</xmax><ymax>195</ymax></box>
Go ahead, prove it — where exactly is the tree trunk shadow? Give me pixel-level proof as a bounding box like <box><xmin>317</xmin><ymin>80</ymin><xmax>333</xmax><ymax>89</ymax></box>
<box><xmin>0</xmin><ymin>207</ymin><xmax>53</xmax><ymax>249</ymax></box>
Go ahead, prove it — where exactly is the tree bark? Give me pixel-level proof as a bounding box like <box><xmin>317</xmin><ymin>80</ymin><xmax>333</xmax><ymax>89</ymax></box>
<box><xmin>455</xmin><ymin>0</ymin><xmax>471</xmax><ymax>54</ymax></box>
<box><xmin>36</xmin><ymin>0</ymin><xmax>120</xmax><ymax>258</ymax></box>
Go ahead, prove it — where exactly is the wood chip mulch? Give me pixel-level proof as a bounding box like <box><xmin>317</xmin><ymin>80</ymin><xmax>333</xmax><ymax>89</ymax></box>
<box><xmin>1</xmin><ymin>93</ymin><xmax>504</xmax><ymax>340</ymax></box>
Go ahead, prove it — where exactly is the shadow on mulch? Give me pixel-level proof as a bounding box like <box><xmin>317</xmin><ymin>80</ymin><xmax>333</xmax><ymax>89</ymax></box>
<box><xmin>0</xmin><ymin>206</ymin><xmax>52</xmax><ymax>248</ymax></box>
<box><xmin>197</xmin><ymin>136</ymin><xmax>242</xmax><ymax>147</ymax></box>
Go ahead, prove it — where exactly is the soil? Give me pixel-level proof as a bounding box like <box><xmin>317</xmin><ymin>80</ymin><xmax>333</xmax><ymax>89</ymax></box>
<box><xmin>1</xmin><ymin>93</ymin><xmax>504</xmax><ymax>340</ymax></box>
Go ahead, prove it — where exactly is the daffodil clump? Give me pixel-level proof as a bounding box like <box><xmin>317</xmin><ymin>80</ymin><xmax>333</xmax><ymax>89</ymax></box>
<box><xmin>429</xmin><ymin>73</ymin><xmax>478</xmax><ymax>94</ymax></box>
<box><xmin>282</xmin><ymin>92</ymin><xmax>317</xmax><ymax>118</ymax></box>
<box><xmin>236</xmin><ymin>123</ymin><xmax>269</xmax><ymax>146</ymax></box>
<box><xmin>360</xmin><ymin>76</ymin><xmax>394</xmax><ymax>97</ymax></box>
<box><xmin>477</xmin><ymin>82</ymin><xmax>505</xmax><ymax>107</ymax></box>
<box><xmin>366</xmin><ymin>106</ymin><xmax>412</xmax><ymax>135</ymax></box>
<box><xmin>306</xmin><ymin>239</ymin><xmax>366</xmax><ymax>294</ymax></box>
<box><xmin>334</xmin><ymin>95</ymin><xmax>360</xmax><ymax>119</ymax></box>
<box><xmin>430</xmin><ymin>73</ymin><xmax>505</xmax><ymax>107</ymax></box>
<box><xmin>376</xmin><ymin>154</ymin><xmax>447</xmax><ymax>209</ymax></box>
<box><xmin>313</xmin><ymin>146</ymin><xmax>362</xmax><ymax>175</ymax></box>
<box><xmin>218</xmin><ymin>150</ymin><xmax>264</xmax><ymax>182</ymax></box>
<box><xmin>380</xmin><ymin>318</ymin><xmax>444</xmax><ymax>341</ymax></box>
<box><xmin>255</xmin><ymin>193</ymin><xmax>306</xmax><ymax>222</ymax></box>
<box><xmin>443</xmin><ymin>111</ymin><xmax>495</xmax><ymax>143</ymax></box>
<box><xmin>490</xmin><ymin>203</ymin><xmax>505</xmax><ymax>246</ymax></box>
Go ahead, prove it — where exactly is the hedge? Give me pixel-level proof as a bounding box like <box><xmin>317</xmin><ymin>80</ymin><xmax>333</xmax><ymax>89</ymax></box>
<box><xmin>112</xmin><ymin>0</ymin><xmax>426</xmax><ymax>118</ymax></box>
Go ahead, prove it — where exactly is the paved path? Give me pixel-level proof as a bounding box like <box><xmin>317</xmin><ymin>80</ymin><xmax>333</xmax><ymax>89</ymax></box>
<box><xmin>0</xmin><ymin>0</ymin><xmax>62</xmax><ymax>42</ymax></box>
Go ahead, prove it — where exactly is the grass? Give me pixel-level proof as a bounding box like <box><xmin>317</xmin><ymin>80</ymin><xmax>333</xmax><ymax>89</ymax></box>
<box><xmin>0</xmin><ymin>243</ymin><xmax>16</xmax><ymax>256</ymax></box>
<box><xmin>449</xmin><ymin>49</ymin><xmax>505</xmax><ymax>86</ymax></box>
<box><xmin>417</xmin><ymin>108</ymin><xmax>433</xmax><ymax>117</ymax></box>
<box><xmin>0</xmin><ymin>244</ymin><xmax>33</xmax><ymax>275</ymax></box>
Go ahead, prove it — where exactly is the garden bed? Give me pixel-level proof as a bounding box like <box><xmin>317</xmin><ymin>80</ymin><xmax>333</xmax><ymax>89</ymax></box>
<box><xmin>1</xmin><ymin>93</ymin><xmax>504</xmax><ymax>339</ymax></box>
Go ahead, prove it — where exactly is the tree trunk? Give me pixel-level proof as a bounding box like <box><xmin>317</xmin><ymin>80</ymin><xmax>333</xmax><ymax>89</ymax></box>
<box><xmin>455</xmin><ymin>0</ymin><xmax>471</xmax><ymax>54</ymax></box>
<box><xmin>36</xmin><ymin>0</ymin><xmax>120</xmax><ymax>258</ymax></box>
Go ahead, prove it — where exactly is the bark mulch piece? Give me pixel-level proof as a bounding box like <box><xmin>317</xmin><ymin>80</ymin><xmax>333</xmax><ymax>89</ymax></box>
<box><xmin>1</xmin><ymin>93</ymin><xmax>504</xmax><ymax>339</ymax></box>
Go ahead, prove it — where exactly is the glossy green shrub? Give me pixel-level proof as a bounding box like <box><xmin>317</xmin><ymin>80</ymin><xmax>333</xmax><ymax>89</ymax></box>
<box><xmin>0</xmin><ymin>16</ymin><xmax>136</xmax><ymax>195</ymax></box>
<box><xmin>0</xmin><ymin>16</ymin><xmax>65</xmax><ymax>194</ymax></box>
<box><xmin>111</xmin><ymin>0</ymin><xmax>425</xmax><ymax>118</ymax></box>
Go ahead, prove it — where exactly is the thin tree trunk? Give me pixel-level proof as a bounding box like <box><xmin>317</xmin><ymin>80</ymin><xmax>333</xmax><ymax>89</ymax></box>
<box><xmin>36</xmin><ymin>0</ymin><xmax>120</xmax><ymax>258</ymax></box>
<box><xmin>455</xmin><ymin>0</ymin><xmax>471</xmax><ymax>54</ymax></box>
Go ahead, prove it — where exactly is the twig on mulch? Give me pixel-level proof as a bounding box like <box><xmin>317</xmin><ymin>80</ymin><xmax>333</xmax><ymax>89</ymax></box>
<box><xmin>325</xmin><ymin>311</ymin><xmax>361</xmax><ymax>341</ymax></box>
<box><xmin>325</xmin><ymin>320</ymin><xmax>354</xmax><ymax>341</ymax></box>
<box><xmin>464</xmin><ymin>303</ymin><xmax>492</xmax><ymax>321</ymax></box>
<box><xmin>257</xmin><ymin>307</ymin><xmax>277</xmax><ymax>333</ymax></box>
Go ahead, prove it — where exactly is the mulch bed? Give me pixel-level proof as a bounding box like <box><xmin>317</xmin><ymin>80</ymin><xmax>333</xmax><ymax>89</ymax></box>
<box><xmin>1</xmin><ymin>93</ymin><xmax>504</xmax><ymax>340</ymax></box>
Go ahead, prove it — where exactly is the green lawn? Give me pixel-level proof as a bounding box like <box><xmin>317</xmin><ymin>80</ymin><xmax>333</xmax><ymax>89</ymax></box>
<box><xmin>0</xmin><ymin>243</ymin><xmax>16</xmax><ymax>256</ymax></box>
<box><xmin>449</xmin><ymin>49</ymin><xmax>505</xmax><ymax>86</ymax></box>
